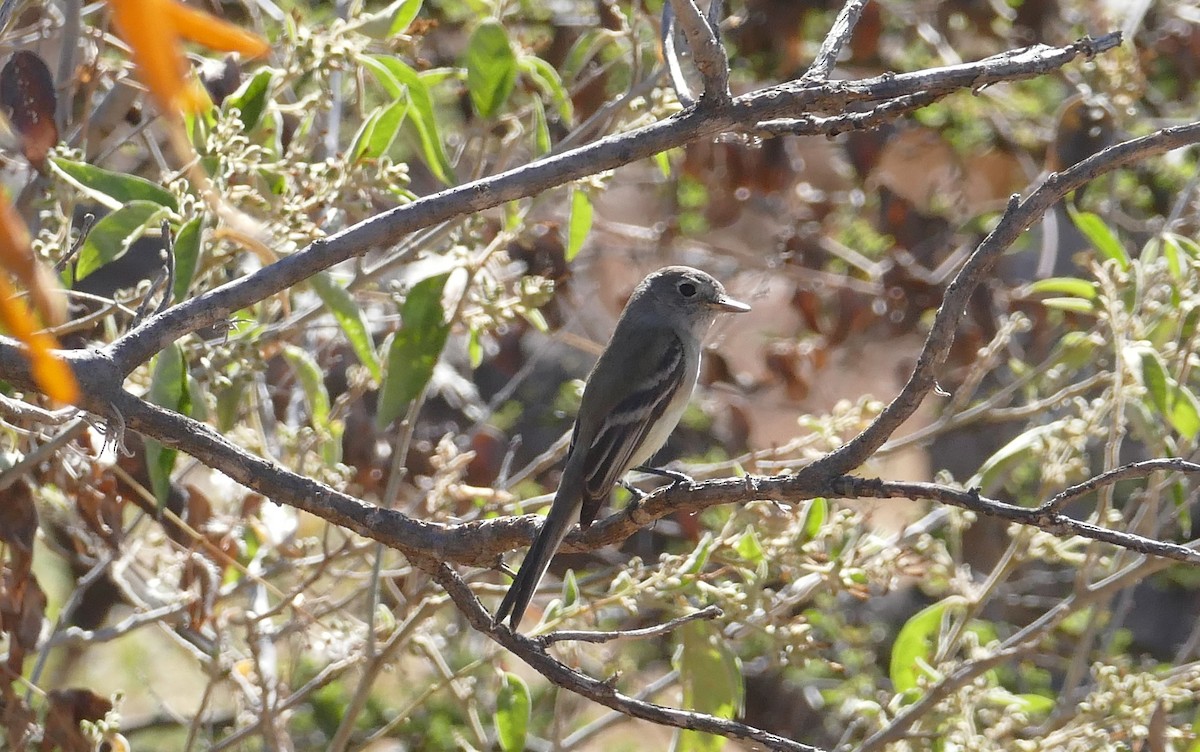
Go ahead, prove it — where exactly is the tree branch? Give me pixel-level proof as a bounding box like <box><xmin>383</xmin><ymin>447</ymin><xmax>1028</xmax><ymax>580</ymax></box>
<box><xmin>98</xmin><ymin>33</ymin><xmax>1119</xmax><ymax>374</ymax></box>
<box><xmin>421</xmin><ymin>560</ymin><xmax>823</xmax><ymax>752</ymax></box>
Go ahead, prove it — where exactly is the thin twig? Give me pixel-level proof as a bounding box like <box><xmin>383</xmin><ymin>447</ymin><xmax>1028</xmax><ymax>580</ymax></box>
<box><xmin>424</xmin><ymin>560</ymin><xmax>824</xmax><ymax>752</ymax></box>
<box><xmin>801</xmin><ymin>0</ymin><xmax>870</xmax><ymax>82</ymax></box>
<box><xmin>1038</xmin><ymin>458</ymin><xmax>1200</xmax><ymax>513</ymax></box>
<box><xmin>54</xmin><ymin>211</ymin><xmax>94</xmax><ymax>272</ymax></box>
<box><xmin>664</xmin><ymin>0</ymin><xmax>730</xmax><ymax>105</ymax></box>
<box><xmin>537</xmin><ymin>605</ymin><xmax>723</xmax><ymax>645</ymax></box>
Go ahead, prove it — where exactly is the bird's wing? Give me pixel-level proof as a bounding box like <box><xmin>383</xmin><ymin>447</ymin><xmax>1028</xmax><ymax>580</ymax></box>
<box><xmin>576</xmin><ymin>332</ymin><xmax>689</xmax><ymax>526</ymax></box>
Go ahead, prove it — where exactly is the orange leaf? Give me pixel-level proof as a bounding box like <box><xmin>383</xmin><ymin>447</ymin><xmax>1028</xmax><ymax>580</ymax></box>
<box><xmin>165</xmin><ymin>2</ymin><xmax>271</xmax><ymax>58</ymax></box>
<box><xmin>107</xmin><ymin>0</ymin><xmax>267</xmax><ymax>115</ymax></box>
<box><xmin>108</xmin><ymin>0</ymin><xmax>189</xmax><ymax>114</ymax></box>
<box><xmin>0</xmin><ymin>274</ymin><xmax>78</xmax><ymax>405</ymax></box>
<box><xmin>0</xmin><ymin>196</ymin><xmax>65</xmax><ymax>326</ymax></box>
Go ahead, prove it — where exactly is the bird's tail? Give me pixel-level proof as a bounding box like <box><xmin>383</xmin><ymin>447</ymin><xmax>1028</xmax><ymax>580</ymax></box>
<box><xmin>495</xmin><ymin>482</ymin><xmax>581</xmax><ymax>629</ymax></box>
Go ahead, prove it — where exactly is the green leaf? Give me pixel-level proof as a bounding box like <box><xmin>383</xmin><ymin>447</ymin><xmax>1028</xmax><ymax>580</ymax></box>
<box><xmin>529</xmin><ymin>96</ymin><xmax>550</xmax><ymax>155</ymax></box>
<box><xmin>566</xmin><ymin>189</ymin><xmax>592</xmax><ymax>261</ymax></box>
<box><xmin>311</xmin><ymin>273</ymin><xmax>382</xmax><ymax>382</ymax></box>
<box><xmin>282</xmin><ymin>345</ymin><xmax>331</xmax><ymax>428</ymax></box>
<box><xmin>349</xmin><ymin>0</ymin><xmax>423</xmax><ymax>38</ymax></box>
<box><xmin>653</xmin><ymin>150</ymin><xmax>672</xmax><ymax>178</ymax></box>
<box><xmin>1040</xmin><ymin>297</ymin><xmax>1094</xmax><ymax>313</ymax></box>
<box><xmin>361</xmin><ymin>55</ymin><xmax>455</xmax><ymax>184</ymax></box>
<box><xmin>562</xmin><ymin>569</ymin><xmax>579</xmax><ymax>607</ymax></box>
<box><xmin>1025</xmin><ymin>277</ymin><xmax>1097</xmax><ymax>300</ymax></box>
<box><xmin>1162</xmin><ymin>234</ymin><xmax>1184</xmax><ymax>280</ymax></box>
<box><xmin>51</xmin><ymin>157</ymin><xmax>178</xmax><ymax>211</ymax></box>
<box><xmin>1007</xmin><ymin>692</ymin><xmax>1056</xmax><ymax>715</ymax></box>
<box><xmin>75</xmin><ymin>201</ymin><xmax>170</xmax><ymax>281</ymax></box>
<box><xmin>351</xmin><ymin>98</ymin><xmax>408</xmax><ymax>162</ymax></box>
<box><xmin>1174</xmin><ymin>482</ymin><xmax>1191</xmax><ymax>537</ymax></box>
<box><xmin>1138</xmin><ymin>349</ymin><xmax>1200</xmax><ymax>438</ymax></box>
<box><xmin>520</xmin><ymin>55</ymin><xmax>573</xmax><ymax>124</ymax></box>
<box><xmin>146</xmin><ymin>344</ymin><xmax>190</xmax><ymax>508</ymax></box>
<box><xmin>733</xmin><ymin>528</ymin><xmax>763</xmax><ymax>564</ymax></box>
<box><xmin>282</xmin><ymin>345</ymin><xmax>341</xmax><ymax>465</ymax></box>
<box><xmin>801</xmin><ymin>497</ymin><xmax>827</xmax><ymax>540</ymax></box>
<box><xmin>225</xmin><ymin>68</ymin><xmax>275</xmax><ymax>131</ymax></box>
<box><xmin>467</xmin><ymin>327</ymin><xmax>483</xmax><ymax>368</ymax></box>
<box><xmin>172</xmin><ymin>215</ymin><xmax>203</xmax><ymax>303</ymax></box>
<box><xmin>890</xmin><ymin>598</ymin><xmax>958</xmax><ymax>695</ymax></box>
<box><xmin>376</xmin><ymin>272</ymin><xmax>452</xmax><ymax>427</ymax></box>
<box><xmin>216</xmin><ymin>377</ymin><xmax>245</xmax><ymax>433</ymax></box>
<box><xmin>495</xmin><ymin>673</ymin><xmax>531</xmax><ymax>752</ymax></box>
<box><xmin>1140</xmin><ymin>349</ymin><xmax>1170</xmax><ymax>417</ymax></box>
<box><xmin>466</xmin><ymin>20</ymin><xmax>518</xmax><ymax>118</ymax></box>
<box><xmin>972</xmin><ymin>424</ymin><xmax>1056</xmax><ymax>493</ymax></box>
<box><xmin>1068</xmin><ymin>207</ymin><xmax>1129</xmax><ymax>270</ymax></box>
<box><xmin>674</xmin><ymin>620</ymin><xmax>743</xmax><ymax>752</ymax></box>
<box><xmin>680</xmin><ymin>533</ymin><xmax>713</xmax><ymax>575</ymax></box>
<box><xmin>1169</xmin><ymin>383</ymin><xmax>1200</xmax><ymax>439</ymax></box>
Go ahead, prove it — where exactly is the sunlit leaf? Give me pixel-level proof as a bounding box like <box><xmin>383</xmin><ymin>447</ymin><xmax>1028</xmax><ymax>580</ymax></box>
<box><xmin>283</xmin><ymin>345</ymin><xmax>341</xmax><ymax>465</ymax></box>
<box><xmin>654</xmin><ymin>150</ymin><xmax>672</xmax><ymax>178</ymax></box>
<box><xmin>520</xmin><ymin>55</ymin><xmax>573</xmax><ymax>124</ymax></box>
<box><xmin>224</xmin><ymin>67</ymin><xmax>274</xmax><ymax>131</ymax></box>
<box><xmin>567</xmin><ymin>189</ymin><xmax>592</xmax><ymax>262</ymax></box>
<box><xmin>311</xmin><ymin>273</ymin><xmax>382</xmax><ymax>382</ymax></box>
<box><xmin>1008</xmin><ymin>693</ymin><xmax>1056</xmax><ymax>715</ymax></box>
<box><xmin>1040</xmin><ymin>297</ymin><xmax>1094</xmax><ymax>313</ymax></box>
<box><xmin>351</xmin><ymin>98</ymin><xmax>408</xmax><ymax>162</ymax></box>
<box><xmin>361</xmin><ymin>55</ymin><xmax>455</xmax><ymax>184</ymax></box>
<box><xmin>1067</xmin><ymin>207</ymin><xmax>1128</xmax><ymax>270</ymax></box>
<box><xmin>680</xmin><ymin>533</ymin><xmax>713</xmax><ymax>575</ymax></box>
<box><xmin>562</xmin><ymin>569</ymin><xmax>579</xmax><ymax>607</ymax></box>
<box><xmin>801</xmin><ymin>497</ymin><xmax>827</xmax><ymax>540</ymax></box>
<box><xmin>51</xmin><ymin>157</ymin><xmax>178</xmax><ymax>211</ymax></box>
<box><xmin>172</xmin><ymin>215</ymin><xmax>203</xmax><ymax>302</ymax></box>
<box><xmin>466</xmin><ymin>20</ymin><xmax>517</xmax><ymax>118</ymax></box>
<box><xmin>1025</xmin><ymin>277</ymin><xmax>1097</xmax><ymax>300</ymax></box>
<box><xmin>376</xmin><ymin>272</ymin><xmax>451</xmax><ymax>427</ymax></box>
<box><xmin>674</xmin><ymin>620</ymin><xmax>743</xmax><ymax>752</ymax></box>
<box><xmin>495</xmin><ymin>673</ymin><xmax>530</xmax><ymax>752</ymax></box>
<box><xmin>733</xmin><ymin>528</ymin><xmax>763</xmax><ymax>564</ymax></box>
<box><xmin>890</xmin><ymin>598</ymin><xmax>958</xmax><ymax>695</ymax></box>
<box><xmin>349</xmin><ymin>0</ymin><xmax>424</xmax><ymax>38</ymax></box>
<box><xmin>1140</xmin><ymin>349</ymin><xmax>1170</xmax><ymax>417</ymax></box>
<box><xmin>1169</xmin><ymin>383</ymin><xmax>1200</xmax><ymax>439</ymax></box>
<box><xmin>529</xmin><ymin>96</ymin><xmax>550</xmax><ymax>155</ymax></box>
<box><xmin>972</xmin><ymin>424</ymin><xmax>1057</xmax><ymax>493</ymax></box>
<box><xmin>74</xmin><ymin>201</ymin><xmax>169</xmax><ymax>281</ymax></box>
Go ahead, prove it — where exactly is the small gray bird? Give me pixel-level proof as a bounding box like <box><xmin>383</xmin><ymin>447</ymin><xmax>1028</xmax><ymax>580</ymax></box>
<box><xmin>495</xmin><ymin>266</ymin><xmax>750</xmax><ymax>629</ymax></box>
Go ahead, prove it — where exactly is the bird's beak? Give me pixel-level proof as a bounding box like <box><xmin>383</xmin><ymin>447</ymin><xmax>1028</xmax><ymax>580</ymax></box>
<box><xmin>711</xmin><ymin>295</ymin><xmax>751</xmax><ymax>313</ymax></box>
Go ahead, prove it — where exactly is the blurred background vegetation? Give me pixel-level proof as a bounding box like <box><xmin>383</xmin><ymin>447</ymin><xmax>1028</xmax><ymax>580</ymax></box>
<box><xmin>3</xmin><ymin>0</ymin><xmax>1200</xmax><ymax>750</ymax></box>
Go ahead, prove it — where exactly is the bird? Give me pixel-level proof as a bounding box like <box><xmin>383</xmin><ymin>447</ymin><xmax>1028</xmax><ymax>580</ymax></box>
<box><xmin>495</xmin><ymin>266</ymin><xmax>750</xmax><ymax>629</ymax></box>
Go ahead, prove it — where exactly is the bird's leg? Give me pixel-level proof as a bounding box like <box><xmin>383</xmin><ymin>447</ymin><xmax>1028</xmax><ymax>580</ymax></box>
<box><xmin>619</xmin><ymin>478</ymin><xmax>649</xmax><ymax>502</ymax></box>
<box><xmin>632</xmin><ymin>465</ymin><xmax>695</xmax><ymax>487</ymax></box>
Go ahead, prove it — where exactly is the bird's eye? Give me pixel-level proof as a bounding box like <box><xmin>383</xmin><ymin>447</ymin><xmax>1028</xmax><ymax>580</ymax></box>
<box><xmin>678</xmin><ymin>282</ymin><xmax>697</xmax><ymax>297</ymax></box>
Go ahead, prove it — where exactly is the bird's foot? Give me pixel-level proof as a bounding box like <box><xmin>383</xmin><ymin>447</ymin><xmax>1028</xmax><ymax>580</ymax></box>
<box><xmin>632</xmin><ymin>465</ymin><xmax>695</xmax><ymax>488</ymax></box>
<box><xmin>619</xmin><ymin>478</ymin><xmax>650</xmax><ymax>502</ymax></box>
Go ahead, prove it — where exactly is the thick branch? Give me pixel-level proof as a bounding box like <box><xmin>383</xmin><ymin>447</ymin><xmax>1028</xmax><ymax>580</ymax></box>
<box><xmin>100</xmin><ymin>33</ymin><xmax>1119</xmax><ymax>373</ymax></box>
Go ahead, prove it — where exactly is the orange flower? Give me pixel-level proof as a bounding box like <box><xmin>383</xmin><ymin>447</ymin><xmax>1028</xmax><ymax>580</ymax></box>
<box><xmin>107</xmin><ymin>0</ymin><xmax>270</xmax><ymax>115</ymax></box>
